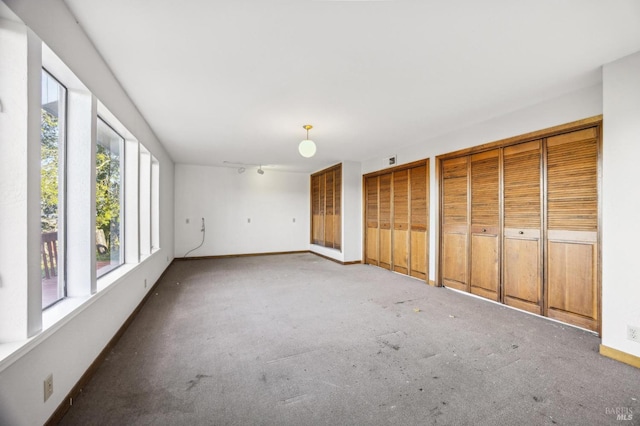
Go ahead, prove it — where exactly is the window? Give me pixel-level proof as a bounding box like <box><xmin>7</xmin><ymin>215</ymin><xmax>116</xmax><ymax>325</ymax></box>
<box><xmin>310</xmin><ymin>163</ymin><xmax>342</xmax><ymax>250</ymax></box>
<box><xmin>1</xmin><ymin>31</ymin><xmax>164</xmax><ymax>349</ymax></box>
<box><xmin>96</xmin><ymin>118</ymin><xmax>124</xmax><ymax>276</ymax></box>
<box><xmin>41</xmin><ymin>70</ymin><xmax>66</xmax><ymax>309</ymax></box>
<box><xmin>137</xmin><ymin>145</ymin><xmax>160</xmax><ymax>257</ymax></box>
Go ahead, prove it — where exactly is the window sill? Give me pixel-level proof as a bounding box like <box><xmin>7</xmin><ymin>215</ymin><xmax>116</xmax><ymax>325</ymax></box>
<box><xmin>0</xmin><ymin>295</ymin><xmax>92</xmax><ymax>374</ymax></box>
<box><xmin>43</xmin><ymin>295</ymin><xmax>93</xmax><ymax>330</ymax></box>
<box><xmin>0</xmin><ymin>261</ymin><xmax>143</xmax><ymax>374</ymax></box>
<box><xmin>96</xmin><ymin>263</ymin><xmax>136</xmax><ymax>293</ymax></box>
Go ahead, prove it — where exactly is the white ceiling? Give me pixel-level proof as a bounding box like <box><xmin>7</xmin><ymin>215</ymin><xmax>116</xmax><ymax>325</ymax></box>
<box><xmin>62</xmin><ymin>0</ymin><xmax>640</xmax><ymax>172</ymax></box>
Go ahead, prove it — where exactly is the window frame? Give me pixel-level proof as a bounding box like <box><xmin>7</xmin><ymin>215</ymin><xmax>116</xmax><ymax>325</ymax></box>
<box><xmin>40</xmin><ymin>67</ymin><xmax>68</xmax><ymax>310</ymax></box>
<box><xmin>95</xmin><ymin>116</ymin><xmax>126</xmax><ymax>278</ymax></box>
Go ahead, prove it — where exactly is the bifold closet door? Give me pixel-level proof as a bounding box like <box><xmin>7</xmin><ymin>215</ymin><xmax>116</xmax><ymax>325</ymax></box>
<box><xmin>503</xmin><ymin>141</ymin><xmax>543</xmax><ymax>314</ymax></box>
<box><xmin>325</xmin><ymin>171</ymin><xmax>335</xmax><ymax>248</ymax></box>
<box><xmin>378</xmin><ymin>174</ymin><xmax>392</xmax><ymax>270</ymax></box>
<box><xmin>441</xmin><ymin>157</ymin><xmax>469</xmax><ymax>291</ymax></box>
<box><xmin>311</xmin><ymin>175</ymin><xmax>322</xmax><ymax>245</ymax></box>
<box><xmin>334</xmin><ymin>169</ymin><xmax>342</xmax><ymax>250</ymax></box>
<box><xmin>393</xmin><ymin>170</ymin><xmax>409</xmax><ymax>274</ymax></box>
<box><xmin>365</xmin><ymin>176</ymin><xmax>379</xmax><ymax>265</ymax></box>
<box><xmin>318</xmin><ymin>174</ymin><xmax>326</xmax><ymax>245</ymax></box>
<box><xmin>469</xmin><ymin>150</ymin><xmax>500</xmax><ymax>301</ymax></box>
<box><xmin>410</xmin><ymin>165</ymin><xmax>428</xmax><ymax>280</ymax></box>
<box><xmin>546</xmin><ymin>128</ymin><xmax>599</xmax><ymax>332</ymax></box>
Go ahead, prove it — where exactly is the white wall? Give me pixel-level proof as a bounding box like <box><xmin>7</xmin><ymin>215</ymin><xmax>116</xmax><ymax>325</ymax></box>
<box><xmin>175</xmin><ymin>162</ymin><xmax>363</xmax><ymax>264</ymax></box>
<box><xmin>361</xmin><ymin>84</ymin><xmax>603</xmax><ymax>281</ymax></box>
<box><xmin>601</xmin><ymin>51</ymin><xmax>640</xmax><ymax>359</ymax></box>
<box><xmin>342</xmin><ymin>161</ymin><xmax>363</xmax><ymax>263</ymax></box>
<box><xmin>0</xmin><ymin>1</ymin><xmax>175</xmax><ymax>425</ymax></box>
<box><xmin>175</xmin><ymin>165</ymin><xmax>309</xmax><ymax>257</ymax></box>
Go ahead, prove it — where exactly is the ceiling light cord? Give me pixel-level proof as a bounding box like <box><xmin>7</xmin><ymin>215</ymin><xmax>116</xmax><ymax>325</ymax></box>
<box><xmin>183</xmin><ymin>218</ymin><xmax>206</xmax><ymax>258</ymax></box>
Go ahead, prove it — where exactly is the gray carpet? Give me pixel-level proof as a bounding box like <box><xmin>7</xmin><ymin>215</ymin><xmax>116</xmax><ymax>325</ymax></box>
<box><xmin>59</xmin><ymin>253</ymin><xmax>639</xmax><ymax>425</ymax></box>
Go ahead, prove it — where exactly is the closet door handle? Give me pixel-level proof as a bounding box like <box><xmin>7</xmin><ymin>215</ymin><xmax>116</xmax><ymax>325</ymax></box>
<box><xmin>519</xmin><ymin>231</ymin><xmax>524</xmax><ymax>235</ymax></box>
<box><xmin>482</xmin><ymin>228</ymin><xmax>487</xmax><ymax>233</ymax></box>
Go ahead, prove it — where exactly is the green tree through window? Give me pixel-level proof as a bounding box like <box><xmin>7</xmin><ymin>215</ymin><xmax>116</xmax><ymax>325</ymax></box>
<box><xmin>41</xmin><ymin>109</ymin><xmax>59</xmax><ymax>232</ymax></box>
<box><xmin>96</xmin><ymin>118</ymin><xmax>124</xmax><ymax>275</ymax></box>
<box><xmin>41</xmin><ymin>70</ymin><xmax>65</xmax><ymax>308</ymax></box>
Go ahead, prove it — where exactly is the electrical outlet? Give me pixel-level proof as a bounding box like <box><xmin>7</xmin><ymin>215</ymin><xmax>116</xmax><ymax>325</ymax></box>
<box><xmin>628</xmin><ymin>325</ymin><xmax>640</xmax><ymax>343</ymax></box>
<box><xmin>144</xmin><ymin>279</ymin><xmax>147</xmax><ymax>288</ymax></box>
<box><xmin>44</xmin><ymin>374</ymin><xmax>53</xmax><ymax>402</ymax></box>
<box><xmin>247</xmin><ymin>218</ymin><xmax>251</xmax><ymax>223</ymax></box>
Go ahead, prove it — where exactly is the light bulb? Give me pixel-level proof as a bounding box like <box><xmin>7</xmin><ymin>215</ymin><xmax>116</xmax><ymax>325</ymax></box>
<box><xmin>299</xmin><ymin>139</ymin><xmax>317</xmax><ymax>158</ymax></box>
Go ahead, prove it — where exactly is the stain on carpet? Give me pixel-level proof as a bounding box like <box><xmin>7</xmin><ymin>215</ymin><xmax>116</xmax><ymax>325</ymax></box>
<box><xmin>186</xmin><ymin>374</ymin><xmax>212</xmax><ymax>391</ymax></box>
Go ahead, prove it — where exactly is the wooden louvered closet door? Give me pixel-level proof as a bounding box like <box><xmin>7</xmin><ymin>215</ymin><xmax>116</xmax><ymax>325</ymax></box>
<box><xmin>469</xmin><ymin>150</ymin><xmax>500</xmax><ymax>301</ymax></box>
<box><xmin>324</xmin><ymin>171</ymin><xmax>335</xmax><ymax>248</ymax></box>
<box><xmin>378</xmin><ymin>174</ymin><xmax>392</xmax><ymax>270</ymax></box>
<box><xmin>364</xmin><ymin>161</ymin><xmax>430</xmax><ymax>282</ymax></box>
<box><xmin>311</xmin><ymin>175</ymin><xmax>322</xmax><ymax>245</ymax></box>
<box><xmin>545</xmin><ymin>127</ymin><xmax>599</xmax><ymax>332</ymax></box>
<box><xmin>441</xmin><ymin>156</ymin><xmax>469</xmax><ymax>291</ymax></box>
<box><xmin>393</xmin><ymin>170</ymin><xmax>409</xmax><ymax>274</ymax></box>
<box><xmin>503</xmin><ymin>141</ymin><xmax>542</xmax><ymax>314</ymax></box>
<box><xmin>365</xmin><ymin>176</ymin><xmax>379</xmax><ymax>265</ymax></box>
<box><xmin>311</xmin><ymin>164</ymin><xmax>342</xmax><ymax>249</ymax></box>
<box><xmin>410</xmin><ymin>165</ymin><xmax>428</xmax><ymax>280</ymax></box>
<box><xmin>318</xmin><ymin>174</ymin><xmax>326</xmax><ymax>246</ymax></box>
<box><xmin>334</xmin><ymin>168</ymin><xmax>342</xmax><ymax>250</ymax></box>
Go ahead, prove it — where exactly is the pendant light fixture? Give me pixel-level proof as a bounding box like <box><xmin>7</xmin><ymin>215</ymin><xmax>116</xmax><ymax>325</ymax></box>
<box><xmin>298</xmin><ymin>124</ymin><xmax>317</xmax><ymax>158</ymax></box>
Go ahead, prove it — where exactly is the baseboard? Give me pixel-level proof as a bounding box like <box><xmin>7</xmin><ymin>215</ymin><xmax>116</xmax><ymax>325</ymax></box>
<box><xmin>600</xmin><ymin>344</ymin><xmax>640</xmax><ymax>369</ymax></box>
<box><xmin>177</xmin><ymin>250</ymin><xmax>362</xmax><ymax>265</ymax></box>
<box><xmin>177</xmin><ymin>250</ymin><xmax>310</xmax><ymax>260</ymax></box>
<box><xmin>310</xmin><ymin>251</ymin><xmax>361</xmax><ymax>265</ymax></box>
<box><xmin>45</xmin><ymin>261</ymin><xmax>174</xmax><ymax>425</ymax></box>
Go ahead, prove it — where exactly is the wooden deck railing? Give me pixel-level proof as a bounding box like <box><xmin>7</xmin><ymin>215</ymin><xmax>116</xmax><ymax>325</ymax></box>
<box><xmin>41</xmin><ymin>231</ymin><xmax>58</xmax><ymax>279</ymax></box>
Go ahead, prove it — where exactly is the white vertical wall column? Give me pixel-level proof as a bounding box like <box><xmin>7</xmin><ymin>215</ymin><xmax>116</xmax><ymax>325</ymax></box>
<box><xmin>151</xmin><ymin>158</ymin><xmax>160</xmax><ymax>251</ymax></box>
<box><xmin>124</xmin><ymin>139</ymin><xmax>140</xmax><ymax>264</ymax></box>
<box><xmin>0</xmin><ymin>22</ymin><xmax>42</xmax><ymax>341</ymax></box>
<box><xmin>25</xmin><ymin>28</ymin><xmax>42</xmax><ymax>334</ymax></box>
<box><xmin>601</xmin><ymin>51</ymin><xmax>640</xmax><ymax>359</ymax></box>
<box><xmin>428</xmin><ymin>158</ymin><xmax>437</xmax><ymax>283</ymax></box>
<box><xmin>139</xmin><ymin>149</ymin><xmax>151</xmax><ymax>257</ymax></box>
<box><xmin>342</xmin><ymin>161</ymin><xmax>362</xmax><ymax>263</ymax></box>
<box><xmin>66</xmin><ymin>92</ymin><xmax>97</xmax><ymax>296</ymax></box>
